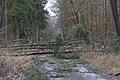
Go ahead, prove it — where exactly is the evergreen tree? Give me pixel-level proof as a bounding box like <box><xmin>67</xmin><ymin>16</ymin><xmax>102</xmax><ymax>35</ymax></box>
<box><xmin>7</xmin><ymin>0</ymin><xmax>48</xmax><ymax>43</ymax></box>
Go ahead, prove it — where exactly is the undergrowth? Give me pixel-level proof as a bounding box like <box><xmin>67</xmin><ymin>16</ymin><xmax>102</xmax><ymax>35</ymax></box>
<box><xmin>0</xmin><ymin>57</ymin><xmax>9</xmax><ymax>77</ymax></box>
<box><xmin>56</xmin><ymin>62</ymin><xmax>78</xmax><ymax>73</ymax></box>
<box><xmin>23</xmin><ymin>65</ymin><xmax>48</xmax><ymax>80</ymax></box>
<box><xmin>56</xmin><ymin>53</ymin><xmax>80</xmax><ymax>59</ymax></box>
<box><xmin>23</xmin><ymin>56</ymin><xmax>49</xmax><ymax>80</ymax></box>
<box><xmin>105</xmin><ymin>38</ymin><xmax>120</xmax><ymax>54</ymax></box>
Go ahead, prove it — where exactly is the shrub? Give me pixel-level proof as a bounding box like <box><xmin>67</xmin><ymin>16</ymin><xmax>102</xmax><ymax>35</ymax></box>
<box><xmin>105</xmin><ymin>38</ymin><xmax>120</xmax><ymax>53</ymax></box>
<box><xmin>54</xmin><ymin>34</ymin><xmax>65</xmax><ymax>56</ymax></box>
<box><xmin>73</xmin><ymin>24</ymin><xmax>91</xmax><ymax>44</ymax></box>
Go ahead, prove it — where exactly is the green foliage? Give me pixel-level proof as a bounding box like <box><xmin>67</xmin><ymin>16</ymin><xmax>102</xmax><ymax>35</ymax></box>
<box><xmin>7</xmin><ymin>0</ymin><xmax>48</xmax><ymax>42</ymax></box>
<box><xmin>57</xmin><ymin>66</ymin><xmax>74</xmax><ymax>73</ymax></box>
<box><xmin>106</xmin><ymin>38</ymin><xmax>120</xmax><ymax>53</ymax></box>
<box><xmin>41</xmin><ymin>26</ymin><xmax>56</xmax><ymax>42</ymax></box>
<box><xmin>54</xmin><ymin>34</ymin><xmax>80</xmax><ymax>59</ymax></box>
<box><xmin>73</xmin><ymin>24</ymin><xmax>91</xmax><ymax>43</ymax></box>
<box><xmin>24</xmin><ymin>65</ymin><xmax>48</xmax><ymax>80</ymax></box>
<box><xmin>54</xmin><ymin>34</ymin><xmax>65</xmax><ymax>55</ymax></box>
<box><xmin>48</xmin><ymin>61</ymin><xmax>56</xmax><ymax>64</ymax></box>
<box><xmin>73</xmin><ymin>59</ymin><xmax>89</xmax><ymax>64</ymax></box>
<box><xmin>56</xmin><ymin>62</ymin><xmax>78</xmax><ymax>73</ymax></box>
<box><xmin>56</xmin><ymin>53</ymin><xmax>80</xmax><ymax>59</ymax></box>
<box><xmin>24</xmin><ymin>56</ymin><xmax>49</xmax><ymax>80</ymax></box>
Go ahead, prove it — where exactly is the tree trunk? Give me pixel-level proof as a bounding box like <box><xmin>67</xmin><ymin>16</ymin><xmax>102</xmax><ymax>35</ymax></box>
<box><xmin>110</xmin><ymin>0</ymin><xmax>120</xmax><ymax>36</ymax></box>
<box><xmin>0</xmin><ymin>0</ymin><xmax>5</xmax><ymax>28</ymax></box>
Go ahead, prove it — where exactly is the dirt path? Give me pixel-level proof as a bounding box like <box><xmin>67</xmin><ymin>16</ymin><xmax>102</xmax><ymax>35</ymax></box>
<box><xmin>40</xmin><ymin>63</ymin><xmax>107</xmax><ymax>80</ymax></box>
<box><xmin>35</xmin><ymin>55</ymin><xmax>114</xmax><ymax>80</ymax></box>
<box><xmin>6</xmin><ymin>55</ymin><xmax>120</xmax><ymax>80</ymax></box>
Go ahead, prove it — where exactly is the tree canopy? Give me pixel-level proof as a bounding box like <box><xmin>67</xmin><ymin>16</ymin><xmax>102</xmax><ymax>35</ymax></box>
<box><xmin>7</xmin><ymin>0</ymin><xmax>48</xmax><ymax>43</ymax></box>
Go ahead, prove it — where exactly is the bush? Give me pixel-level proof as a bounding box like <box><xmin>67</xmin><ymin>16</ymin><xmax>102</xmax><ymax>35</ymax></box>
<box><xmin>105</xmin><ymin>38</ymin><xmax>120</xmax><ymax>53</ymax></box>
<box><xmin>54</xmin><ymin>34</ymin><xmax>65</xmax><ymax>56</ymax></box>
<box><xmin>73</xmin><ymin>24</ymin><xmax>91</xmax><ymax>44</ymax></box>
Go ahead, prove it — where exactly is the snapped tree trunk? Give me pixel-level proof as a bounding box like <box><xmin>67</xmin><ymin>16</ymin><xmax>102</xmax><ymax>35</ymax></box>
<box><xmin>110</xmin><ymin>0</ymin><xmax>120</xmax><ymax>36</ymax></box>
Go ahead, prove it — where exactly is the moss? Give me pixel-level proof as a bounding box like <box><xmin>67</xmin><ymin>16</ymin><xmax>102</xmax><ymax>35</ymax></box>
<box><xmin>57</xmin><ymin>67</ymin><xmax>74</xmax><ymax>73</ymax></box>
<box><xmin>48</xmin><ymin>61</ymin><xmax>56</xmax><ymax>64</ymax></box>
<box><xmin>74</xmin><ymin>59</ymin><xmax>89</xmax><ymax>64</ymax></box>
<box><xmin>56</xmin><ymin>53</ymin><xmax>80</xmax><ymax>59</ymax></box>
<box><xmin>56</xmin><ymin>62</ymin><xmax>78</xmax><ymax>73</ymax></box>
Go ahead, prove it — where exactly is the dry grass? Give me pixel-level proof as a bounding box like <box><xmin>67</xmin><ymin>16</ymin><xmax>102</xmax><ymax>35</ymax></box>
<box><xmin>6</xmin><ymin>56</ymin><xmax>32</xmax><ymax>72</ymax></box>
<box><xmin>0</xmin><ymin>56</ymin><xmax>32</xmax><ymax>80</ymax></box>
<box><xmin>81</xmin><ymin>52</ymin><xmax>120</xmax><ymax>75</ymax></box>
<box><xmin>0</xmin><ymin>48</ymin><xmax>8</xmax><ymax>56</ymax></box>
<box><xmin>0</xmin><ymin>48</ymin><xmax>33</xmax><ymax>79</ymax></box>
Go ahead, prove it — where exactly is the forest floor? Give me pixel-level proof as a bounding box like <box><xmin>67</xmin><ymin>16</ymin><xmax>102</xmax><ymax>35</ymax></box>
<box><xmin>5</xmin><ymin>55</ymin><xmax>109</xmax><ymax>80</ymax></box>
<box><xmin>80</xmin><ymin>52</ymin><xmax>120</xmax><ymax>77</ymax></box>
<box><xmin>0</xmin><ymin>49</ymin><xmax>120</xmax><ymax>80</ymax></box>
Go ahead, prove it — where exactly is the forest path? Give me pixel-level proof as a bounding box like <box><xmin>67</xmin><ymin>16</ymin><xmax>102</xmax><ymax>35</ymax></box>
<box><xmin>36</xmin><ymin>55</ymin><xmax>109</xmax><ymax>80</ymax></box>
<box><xmin>5</xmin><ymin>54</ymin><xmax>119</xmax><ymax>80</ymax></box>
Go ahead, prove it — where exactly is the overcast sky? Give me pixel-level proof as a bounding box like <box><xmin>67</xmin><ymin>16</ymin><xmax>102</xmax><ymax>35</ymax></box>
<box><xmin>45</xmin><ymin>0</ymin><xmax>56</xmax><ymax>16</ymax></box>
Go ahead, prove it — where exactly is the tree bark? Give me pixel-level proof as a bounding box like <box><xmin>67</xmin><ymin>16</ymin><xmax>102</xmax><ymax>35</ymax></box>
<box><xmin>0</xmin><ymin>0</ymin><xmax>5</xmax><ymax>28</ymax></box>
<box><xmin>110</xmin><ymin>0</ymin><xmax>120</xmax><ymax>36</ymax></box>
